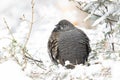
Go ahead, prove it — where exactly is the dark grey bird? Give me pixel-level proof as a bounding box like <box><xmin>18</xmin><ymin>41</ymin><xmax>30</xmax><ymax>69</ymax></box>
<box><xmin>48</xmin><ymin>19</ymin><xmax>91</xmax><ymax>69</ymax></box>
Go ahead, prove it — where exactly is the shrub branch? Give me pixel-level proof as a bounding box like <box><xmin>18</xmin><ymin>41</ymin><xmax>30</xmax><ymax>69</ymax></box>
<box><xmin>24</xmin><ymin>0</ymin><xmax>35</xmax><ymax>48</ymax></box>
<box><xmin>3</xmin><ymin>18</ymin><xmax>16</xmax><ymax>41</ymax></box>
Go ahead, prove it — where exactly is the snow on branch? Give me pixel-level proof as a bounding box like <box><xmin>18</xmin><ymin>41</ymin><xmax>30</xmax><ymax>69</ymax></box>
<box><xmin>72</xmin><ymin>0</ymin><xmax>120</xmax><ymax>51</ymax></box>
<box><xmin>75</xmin><ymin>0</ymin><xmax>120</xmax><ymax>26</ymax></box>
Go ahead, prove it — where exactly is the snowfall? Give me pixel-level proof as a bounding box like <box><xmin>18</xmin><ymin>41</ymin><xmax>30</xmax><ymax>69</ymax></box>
<box><xmin>0</xmin><ymin>0</ymin><xmax>120</xmax><ymax>80</ymax></box>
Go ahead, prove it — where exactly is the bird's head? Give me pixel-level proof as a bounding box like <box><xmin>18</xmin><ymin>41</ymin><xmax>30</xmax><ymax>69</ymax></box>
<box><xmin>55</xmin><ymin>19</ymin><xmax>75</xmax><ymax>32</ymax></box>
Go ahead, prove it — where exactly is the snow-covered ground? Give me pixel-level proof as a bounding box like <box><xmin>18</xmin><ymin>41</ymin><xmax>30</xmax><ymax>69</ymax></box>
<box><xmin>0</xmin><ymin>60</ymin><xmax>32</xmax><ymax>80</ymax></box>
<box><xmin>0</xmin><ymin>0</ymin><xmax>120</xmax><ymax>80</ymax></box>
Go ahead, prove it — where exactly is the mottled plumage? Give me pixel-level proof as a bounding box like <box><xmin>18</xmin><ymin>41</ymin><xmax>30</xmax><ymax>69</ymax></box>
<box><xmin>48</xmin><ymin>20</ymin><xmax>91</xmax><ymax>69</ymax></box>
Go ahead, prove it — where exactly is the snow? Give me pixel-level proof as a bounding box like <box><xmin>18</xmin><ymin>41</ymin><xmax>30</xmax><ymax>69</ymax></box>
<box><xmin>0</xmin><ymin>0</ymin><xmax>120</xmax><ymax>80</ymax></box>
<box><xmin>111</xmin><ymin>61</ymin><xmax>120</xmax><ymax>80</ymax></box>
<box><xmin>0</xmin><ymin>60</ymin><xmax>32</xmax><ymax>80</ymax></box>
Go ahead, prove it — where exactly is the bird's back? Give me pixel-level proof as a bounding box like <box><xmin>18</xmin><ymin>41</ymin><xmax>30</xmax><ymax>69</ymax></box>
<box><xmin>58</xmin><ymin>29</ymin><xmax>90</xmax><ymax>65</ymax></box>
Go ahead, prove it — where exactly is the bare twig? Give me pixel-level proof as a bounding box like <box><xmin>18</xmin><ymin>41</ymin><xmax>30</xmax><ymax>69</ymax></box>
<box><xmin>25</xmin><ymin>55</ymin><xmax>42</xmax><ymax>63</ymax></box>
<box><xmin>3</xmin><ymin>0</ymin><xmax>45</xmax><ymax>71</ymax></box>
<box><xmin>3</xmin><ymin>18</ymin><xmax>16</xmax><ymax>40</ymax></box>
<box><xmin>21</xmin><ymin>0</ymin><xmax>35</xmax><ymax>70</ymax></box>
<box><xmin>24</xmin><ymin>0</ymin><xmax>35</xmax><ymax>48</ymax></box>
<box><xmin>3</xmin><ymin>18</ymin><xmax>20</xmax><ymax>65</ymax></box>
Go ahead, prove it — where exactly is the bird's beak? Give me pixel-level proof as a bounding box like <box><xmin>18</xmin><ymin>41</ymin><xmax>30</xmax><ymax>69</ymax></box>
<box><xmin>53</xmin><ymin>27</ymin><xmax>59</xmax><ymax>32</ymax></box>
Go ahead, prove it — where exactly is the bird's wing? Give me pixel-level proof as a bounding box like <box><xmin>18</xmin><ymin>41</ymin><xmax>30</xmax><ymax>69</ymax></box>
<box><xmin>77</xmin><ymin>29</ymin><xmax>91</xmax><ymax>53</ymax></box>
<box><xmin>48</xmin><ymin>31</ymin><xmax>59</xmax><ymax>64</ymax></box>
<box><xmin>77</xmin><ymin>29</ymin><xmax>90</xmax><ymax>42</ymax></box>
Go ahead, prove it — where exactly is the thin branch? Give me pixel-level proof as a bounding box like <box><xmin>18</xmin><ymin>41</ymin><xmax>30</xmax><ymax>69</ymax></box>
<box><xmin>21</xmin><ymin>0</ymin><xmax>35</xmax><ymax>70</ymax></box>
<box><xmin>3</xmin><ymin>18</ymin><xmax>16</xmax><ymax>40</ymax></box>
<box><xmin>25</xmin><ymin>55</ymin><xmax>42</xmax><ymax>63</ymax></box>
<box><xmin>76</xmin><ymin>6</ymin><xmax>118</xmax><ymax>22</ymax></box>
<box><xmin>24</xmin><ymin>0</ymin><xmax>35</xmax><ymax>48</ymax></box>
<box><xmin>24</xmin><ymin>53</ymin><xmax>46</xmax><ymax>70</ymax></box>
